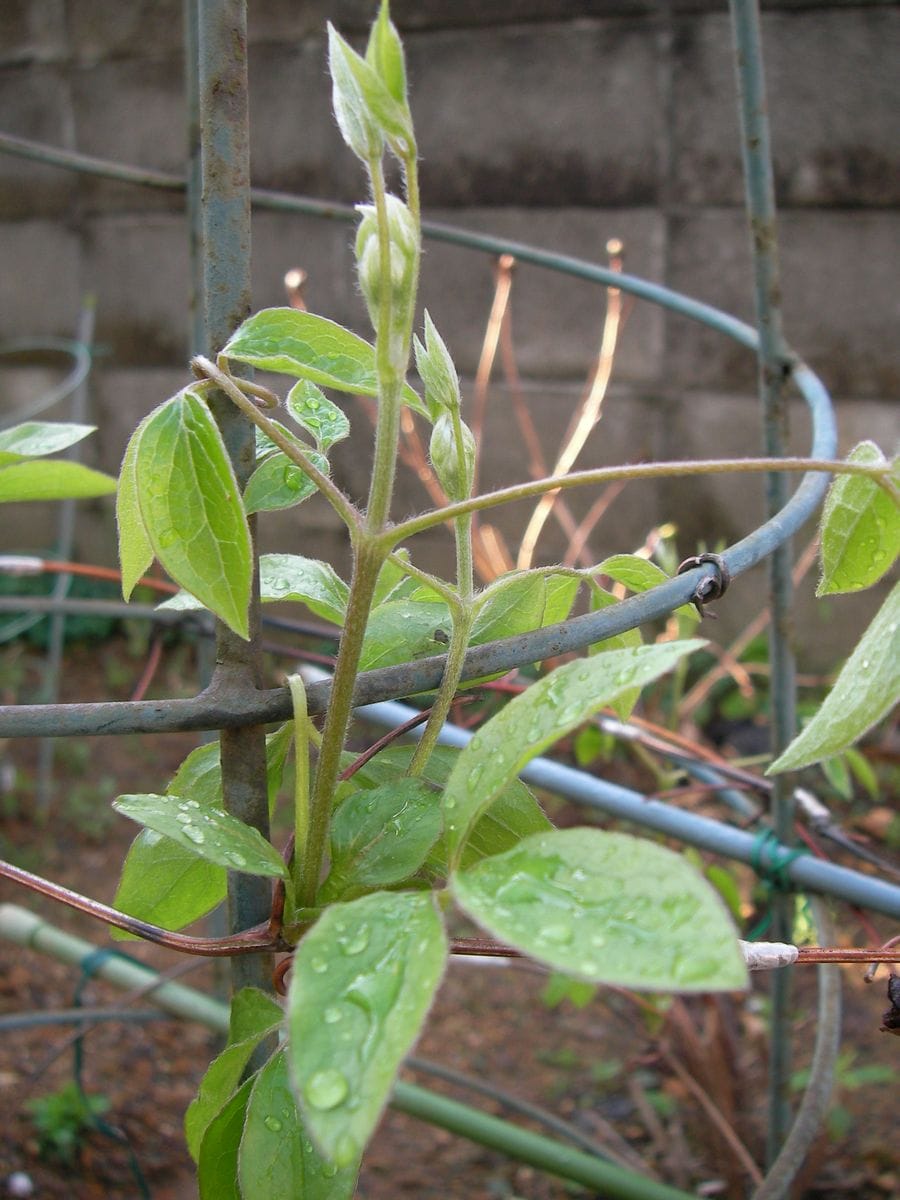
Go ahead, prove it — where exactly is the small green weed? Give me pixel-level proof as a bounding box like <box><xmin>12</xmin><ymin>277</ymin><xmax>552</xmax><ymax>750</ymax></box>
<box><xmin>25</xmin><ymin>1082</ymin><xmax>109</xmax><ymax>1163</ymax></box>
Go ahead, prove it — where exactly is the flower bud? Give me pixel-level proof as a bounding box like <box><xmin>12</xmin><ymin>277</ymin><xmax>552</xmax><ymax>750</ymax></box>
<box><xmin>355</xmin><ymin>194</ymin><xmax>417</xmax><ymax>333</ymax></box>
<box><xmin>429</xmin><ymin>413</ymin><xmax>475</xmax><ymax>501</ymax></box>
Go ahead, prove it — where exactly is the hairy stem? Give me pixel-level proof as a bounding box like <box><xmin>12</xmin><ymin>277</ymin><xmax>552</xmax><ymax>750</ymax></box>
<box><xmin>384</xmin><ymin>456</ymin><xmax>896</xmax><ymax>546</ymax></box>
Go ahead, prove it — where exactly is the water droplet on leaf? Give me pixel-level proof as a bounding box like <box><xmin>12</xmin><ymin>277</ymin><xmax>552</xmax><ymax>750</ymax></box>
<box><xmin>264</xmin><ymin>1115</ymin><xmax>282</xmax><ymax>1132</ymax></box>
<box><xmin>305</xmin><ymin>1068</ymin><xmax>349</xmax><ymax>1111</ymax></box>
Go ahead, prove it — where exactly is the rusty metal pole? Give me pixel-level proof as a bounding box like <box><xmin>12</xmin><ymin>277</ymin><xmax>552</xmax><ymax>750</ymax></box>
<box><xmin>195</xmin><ymin>0</ymin><xmax>271</xmax><ymax>994</ymax></box>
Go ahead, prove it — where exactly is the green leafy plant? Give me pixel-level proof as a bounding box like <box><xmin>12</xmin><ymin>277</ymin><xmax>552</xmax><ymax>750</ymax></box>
<box><xmin>25</xmin><ymin>1082</ymin><xmax>109</xmax><ymax>1164</ymax></box>
<box><xmin>0</xmin><ymin>421</ymin><xmax>116</xmax><ymax>503</ymax></box>
<box><xmin>4</xmin><ymin>4</ymin><xmax>898</xmax><ymax>1198</ymax></box>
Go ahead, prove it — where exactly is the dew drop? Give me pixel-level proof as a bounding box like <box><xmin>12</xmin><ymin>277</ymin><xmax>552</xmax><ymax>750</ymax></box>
<box><xmin>321</xmin><ymin>1162</ymin><xmax>338</xmax><ymax>1179</ymax></box>
<box><xmin>467</xmin><ymin>765</ymin><xmax>484</xmax><ymax>790</ymax></box>
<box><xmin>175</xmin><ymin>812</ymin><xmax>193</xmax><ymax>824</ymax></box>
<box><xmin>305</xmin><ymin>1068</ymin><xmax>349</xmax><ymax>1111</ymax></box>
<box><xmin>310</xmin><ymin>955</ymin><xmax>329</xmax><ymax>974</ymax></box>
<box><xmin>183</xmin><ymin>826</ymin><xmax>205</xmax><ymax>845</ymax></box>
<box><xmin>264</xmin><ymin>1115</ymin><xmax>283</xmax><ymax>1132</ymax></box>
<box><xmin>861</xmin><ymin>659</ymin><xmax>871</xmax><ymax>670</ymax></box>
<box><xmin>341</xmin><ymin>925</ymin><xmax>370</xmax><ymax>955</ymax></box>
<box><xmin>226</xmin><ymin>850</ymin><xmax>247</xmax><ymax>868</ymax></box>
<box><xmin>540</xmin><ymin>922</ymin><xmax>573</xmax><ymax>946</ymax></box>
<box><xmin>324</xmin><ymin>1006</ymin><xmax>343</xmax><ymax>1024</ymax></box>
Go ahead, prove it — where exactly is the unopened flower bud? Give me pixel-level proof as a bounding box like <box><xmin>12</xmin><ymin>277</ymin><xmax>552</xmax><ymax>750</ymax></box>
<box><xmin>355</xmin><ymin>194</ymin><xmax>417</xmax><ymax>332</ymax></box>
<box><xmin>429</xmin><ymin>413</ymin><xmax>475</xmax><ymax>501</ymax></box>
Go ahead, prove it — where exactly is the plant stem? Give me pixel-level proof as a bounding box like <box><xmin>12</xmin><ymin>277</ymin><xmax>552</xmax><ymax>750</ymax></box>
<box><xmin>287</xmin><ymin>674</ymin><xmax>310</xmax><ymax>871</ymax></box>
<box><xmin>384</xmin><ymin>456</ymin><xmax>897</xmax><ymax>546</ymax></box>
<box><xmin>295</xmin><ymin>539</ymin><xmax>385</xmax><ymax>908</ymax></box>
<box><xmin>192</xmin><ymin>356</ymin><xmax>360</xmax><ymax>530</ymax></box>
<box><xmin>408</xmin><ymin>605</ymin><xmax>473</xmax><ymax>775</ymax></box>
<box><xmin>364</xmin><ymin>156</ymin><xmax>404</xmax><ymax>532</ymax></box>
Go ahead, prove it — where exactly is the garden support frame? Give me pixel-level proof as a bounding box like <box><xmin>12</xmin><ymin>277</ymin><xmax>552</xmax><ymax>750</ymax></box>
<box><xmin>0</xmin><ymin>0</ymin><xmax>895</xmax><ymax>1190</ymax></box>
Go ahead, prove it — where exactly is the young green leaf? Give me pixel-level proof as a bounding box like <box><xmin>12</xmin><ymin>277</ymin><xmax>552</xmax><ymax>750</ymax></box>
<box><xmin>243</xmin><ymin>449</ymin><xmax>330</xmax><ymax>514</ymax></box>
<box><xmin>0</xmin><ymin>421</ymin><xmax>96</xmax><ymax>462</ymax></box>
<box><xmin>117</xmin><ymin>413</ymin><xmax>155</xmax><ymax>599</ymax></box>
<box><xmin>134</xmin><ymin>388</ymin><xmax>252</xmax><ymax>639</ymax></box>
<box><xmin>329</xmin><ymin>22</ymin><xmax>414</xmax><ymax>159</ymax></box>
<box><xmin>287</xmin><ymin>891</ymin><xmax>447</xmax><ymax>1168</ymax></box>
<box><xmin>442</xmin><ymin>641</ymin><xmax>704</xmax><ymax>866</ymax></box>
<box><xmin>186</xmin><ymin>989</ymin><xmax>283</xmax><ymax>1162</ymax></box>
<box><xmin>114</xmin><ymin>794</ymin><xmax>288</xmax><ymax>878</ymax></box>
<box><xmin>413</xmin><ymin>311</ymin><xmax>460</xmax><ymax>420</ymax></box>
<box><xmin>112</xmin><ymin>830</ymin><xmax>225</xmax><ymax>941</ymax></box>
<box><xmin>198</xmin><ymin>1075</ymin><xmax>254</xmax><ymax>1200</ymax></box>
<box><xmin>286</xmin><ymin>381</ymin><xmax>350</xmax><ymax>451</ymax></box>
<box><xmin>769</xmin><ymin>581</ymin><xmax>900</xmax><ymax>772</ymax></box>
<box><xmin>366</xmin><ymin>0</ymin><xmax>408</xmax><ymax>109</ymax></box>
<box><xmin>542</xmin><ymin>572</ymin><xmax>581</xmax><ymax>625</ymax></box>
<box><xmin>319</xmin><ymin>779</ymin><xmax>442</xmax><ymax>902</ymax></box>
<box><xmin>347</xmin><ymin>745</ymin><xmax>551</xmax><ymax>874</ymax></box>
<box><xmin>594</xmin><ymin>554</ymin><xmax>699</xmax><ymax>624</ymax></box>
<box><xmin>817</xmin><ymin>441</ymin><xmax>900</xmax><ymax>595</ymax></box>
<box><xmin>0</xmin><ymin>459</ymin><xmax>116</xmax><ymax>502</ymax></box>
<box><xmin>587</xmin><ymin>587</ymin><xmax>643</xmax><ymax>719</ymax></box>
<box><xmin>360</xmin><ymin>599</ymin><xmax>452</xmax><ymax>671</ymax></box>
<box><xmin>471</xmin><ymin>574</ymin><xmax>548</xmax><ymax>645</ymax></box>
<box><xmin>452</xmin><ymin>829</ymin><xmax>747</xmax><ymax>992</ymax></box>
<box><xmin>112</xmin><ymin>726</ymin><xmax>293</xmax><ymax>938</ymax></box>
<box><xmin>222</xmin><ymin>309</ymin><xmax>426</xmax><ymax>416</ymax></box>
<box><xmin>161</xmin><ymin>553</ymin><xmax>349</xmax><ymax>626</ymax></box>
<box><xmin>239</xmin><ymin>1051</ymin><xmax>358</xmax><ymax>1200</ymax></box>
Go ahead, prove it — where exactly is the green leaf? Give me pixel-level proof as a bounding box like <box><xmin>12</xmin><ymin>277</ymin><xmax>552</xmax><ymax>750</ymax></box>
<box><xmin>329</xmin><ymin>22</ymin><xmax>414</xmax><ymax>158</ymax></box>
<box><xmin>112</xmin><ymin>830</ymin><xmax>225</xmax><ymax>941</ymax></box>
<box><xmin>134</xmin><ymin>388</ymin><xmax>251</xmax><ymax>639</ymax></box>
<box><xmin>198</xmin><ymin>1075</ymin><xmax>254</xmax><ymax>1200</ymax></box>
<box><xmin>452</xmin><ymin>829</ymin><xmax>747</xmax><ymax>992</ymax></box>
<box><xmin>442</xmin><ymin>641</ymin><xmax>704</xmax><ymax>866</ymax></box>
<box><xmin>594</xmin><ymin>554</ymin><xmax>699</xmax><ymax>624</ymax></box>
<box><xmin>0</xmin><ymin>459</ymin><xmax>116</xmax><ymax>502</ymax></box>
<box><xmin>117</xmin><ymin>414</ymin><xmax>154</xmax><ymax>599</ymax></box>
<box><xmin>243</xmin><ymin>449</ymin><xmax>330</xmax><ymax>514</ymax></box>
<box><xmin>817</xmin><ymin>442</ymin><xmax>900</xmax><ymax>595</ymax></box>
<box><xmin>769</xmin><ymin>582</ymin><xmax>900</xmax><ymax>772</ymax></box>
<box><xmin>288</xmin><ymin>891</ymin><xmax>447</xmax><ymax>1167</ymax></box>
<box><xmin>160</xmin><ymin>553</ymin><xmax>349</xmax><ymax>626</ymax></box>
<box><xmin>360</xmin><ymin>599</ymin><xmax>451</xmax><ymax>671</ymax></box>
<box><xmin>543</xmin><ymin>573</ymin><xmax>580</xmax><ymax>625</ymax></box>
<box><xmin>239</xmin><ymin>1050</ymin><xmax>358</xmax><ymax>1200</ymax></box>
<box><xmin>114</xmin><ymin>794</ymin><xmax>288</xmax><ymax>878</ymax></box>
<box><xmin>347</xmin><ymin>745</ymin><xmax>551</xmax><ymax>874</ymax></box>
<box><xmin>186</xmin><ymin>989</ymin><xmax>282</xmax><ymax>1162</ymax></box>
<box><xmin>366</xmin><ymin>0</ymin><xmax>408</xmax><ymax>109</ymax></box>
<box><xmin>286</xmin><ymin>380</ymin><xmax>350</xmax><ymax>451</ymax></box>
<box><xmin>471</xmin><ymin>574</ymin><xmax>547</xmax><ymax>645</ymax></box>
<box><xmin>112</xmin><ymin>725</ymin><xmax>292</xmax><ymax>938</ymax></box>
<box><xmin>0</xmin><ymin>420</ymin><xmax>95</xmax><ymax>462</ymax></box>
<box><xmin>320</xmin><ymin>779</ymin><xmax>442</xmax><ymax>902</ymax></box>
<box><xmin>222</xmin><ymin>309</ymin><xmax>426</xmax><ymax>416</ymax></box>
<box><xmin>587</xmin><ymin>587</ymin><xmax>643</xmax><ymax>719</ymax></box>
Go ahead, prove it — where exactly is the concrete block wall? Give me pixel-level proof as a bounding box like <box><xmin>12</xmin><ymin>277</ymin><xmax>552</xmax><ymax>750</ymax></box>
<box><xmin>1</xmin><ymin>0</ymin><xmax>897</xmax><ymax>666</ymax></box>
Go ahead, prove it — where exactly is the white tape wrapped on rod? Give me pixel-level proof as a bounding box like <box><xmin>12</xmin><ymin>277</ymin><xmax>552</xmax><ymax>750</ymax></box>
<box><xmin>739</xmin><ymin>940</ymin><xmax>799</xmax><ymax>971</ymax></box>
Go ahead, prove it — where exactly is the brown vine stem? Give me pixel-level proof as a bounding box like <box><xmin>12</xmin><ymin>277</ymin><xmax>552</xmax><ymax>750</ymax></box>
<box><xmin>0</xmin><ymin>858</ymin><xmax>284</xmax><ymax>957</ymax></box>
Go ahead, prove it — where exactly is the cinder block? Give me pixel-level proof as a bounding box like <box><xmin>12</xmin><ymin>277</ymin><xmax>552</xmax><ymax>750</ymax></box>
<box><xmin>68</xmin><ymin>1</ymin><xmax>183</xmax><ymax>64</ymax></box>
<box><xmin>84</xmin><ymin>214</ymin><xmax>191</xmax><ymax>366</ymax></box>
<box><xmin>666</xmin><ymin>209</ymin><xmax>900</xmax><ymax>397</ymax></box>
<box><xmin>405</xmin><ymin>21</ymin><xmax>663</xmax><ymax>207</ymax></box>
<box><xmin>416</xmin><ymin>208</ymin><xmax>666</xmax><ymax>381</ymax></box>
<box><xmin>248</xmin><ymin>39</ymin><xmax>362</xmax><ymax>203</ymax></box>
<box><xmin>71</xmin><ymin>58</ymin><xmax>186</xmax><ymax>214</ymax></box>
<box><xmin>0</xmin><ymin>221</ymin><xmax>82</xmax><ymax>338</ymax></box>
<box><xmin>0</xmin><ymin>67</ymin><xmax>79</xmax><ymax>219</ymax></box>
<box><xmin>0</xmin><ymin>0</ymin><xmax>67</xmax><ymax>66</ymax></box>
<box><xmin>672</xmin><ymin>9</ymin><xmax>900</xmax><ymax>207</ymax></box>
<box><xmin>251</xmin><ymin>209</ymin><xmax>358</xmax><ymax>332</ymax></box>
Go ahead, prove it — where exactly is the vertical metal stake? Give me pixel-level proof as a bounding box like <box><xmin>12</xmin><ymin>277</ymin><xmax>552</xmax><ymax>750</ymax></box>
<box><xmin>196</xmin><ymin>0</ymin><xmax>271</xmax><ymax>995</ymax></box>
<box><xmin>729</xmin><ymin>0</ymin><xmax>798</xmax><ymax>1161</ymax></box>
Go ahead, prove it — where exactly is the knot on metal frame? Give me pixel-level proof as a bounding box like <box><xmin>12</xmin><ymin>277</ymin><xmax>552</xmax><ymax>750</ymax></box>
<box><xmin>676</xmin><ymin>552</ymin><xmax>731</xmax><ymax>619</ymax></box>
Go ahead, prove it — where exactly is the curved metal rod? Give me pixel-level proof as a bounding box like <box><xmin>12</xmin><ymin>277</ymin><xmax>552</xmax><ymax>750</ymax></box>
<box><xmin>0</xmin><ymin>135</ymin><xmax>838</xmax><ymax>740</ymax></box>
<box><xmin>0</xmin><ymin>336</ymin><xmax>93</xmax><ymax>427</ymax></box>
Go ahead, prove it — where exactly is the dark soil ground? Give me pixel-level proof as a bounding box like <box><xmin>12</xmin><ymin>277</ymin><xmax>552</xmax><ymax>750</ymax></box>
<box><xmin>1</xmin><ymin>638</ymin><xmax>897</xmax><ymax>1199</ymax></box>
